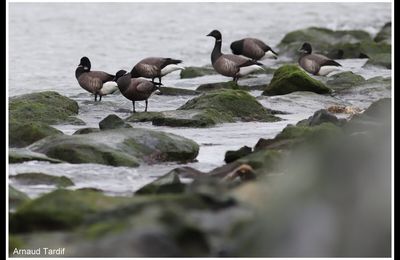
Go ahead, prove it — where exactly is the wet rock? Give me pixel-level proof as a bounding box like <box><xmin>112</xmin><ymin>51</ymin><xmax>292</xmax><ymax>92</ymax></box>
<box><xmin>325</xmin><ymin>71</ymin><xmax>366</xmax><ymax>90</ymax></box>
<box><xmin>9</xmin><ymin>91</ymin><xmax>83</xmax><ymax>125</ymax></box>
<box><xmin>125</xmin><ymin>112</ymin><xmax>164</xmax><ymax>123</ymax></box>
<box><xmin>179</xmin><ymin>89</ymin><xmax>281</xmax><ymax>122</ymax></box>
<box><xmin>196</xmin><ymin>81</ymin><xmax>267</xmax><ymax>92</ymax></box>
<box><xmin>135</xmin><ymin>171</ymin><xmax>186</xmax><ymax>195</ymax></box>
<box><xmin>364</xmin><ymin>53</ymin><xmax>391</xmax><ymax>69</ymax></box>
<box><xmin>278</xmin><ymin>27</ymin><xmax>372</xmax><ymax>58</ymax></box>
<box><xmin>29</xmin><ymin>128</ymin><xmax>199</xmax><ymax>166</ymax></box>
<box><xmin>99</xmin><ymin>114</ymin><xmax>132</xmax><ymax>130</ymax></box>
<box><xmin>9</xmin><ymin>121</ymin><xmax>63</xmax><ymax>148</ymax></box>
<box><xmin>152</xmin><ymin>109</ymin><xmax>233</xmax><ymax>128</ymax></box>
<box><xmin>9</xmin><ymin>185</ymin><xmax>29</xmax><ymax>210</ymax></box>
<box><xmin>363</xmin><ymin>98</ymin><xmax>391</xmax><ymax>119</ymax></box>
<box><xmin>374</xmin><ymin>22</ymin><xmax>391</xmax><ymax>44</ymax></box>
<box><xmin>262</xmin><ymin>65</ymin><xmax>331</xmax><ymax>96</ymax></box>
<box><xmin>73</xmin><ymin>128</ymin><xmax>101</xmax><ymax>135</ymax></box>
<box><xmin>10</xmin><ymin>189</ymin><xmax>135</xmax><ymax>233</ymax></box>
<box><xmin>224</xmin><ymin>146</ymin><xmax>253</xmax><ymax>163</ymax></box>
<box><xmin>11</xmin><ymin>173</ymin><xmax>74</xmax><ymax>188</ymax></box>
<box><xmin>158</xmin><ymin>87</ymin><xmax>200</xmax><ymax>96</ymax></box>
<box><xmin>296</xmin><ymin>109</ymin><xmax>346</xmax><ymax>127</ymax></box>
<box><xmin>9</xmin><ymin>148</ymin><xmax>63</xmax><ymax>164</ymax></box>
<box><xmin>180</xmin><ymin>66</ymin><xmax>217</xmax><ymax>78</ymax></box>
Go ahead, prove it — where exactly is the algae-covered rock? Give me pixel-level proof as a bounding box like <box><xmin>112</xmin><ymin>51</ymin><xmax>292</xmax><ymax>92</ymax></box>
<box><xmin>325</xmin><ymin>71</ymin><xmax>365</xmax><ymax>90</ymax></box>
<box><xmin>364</xmin><ymin>53</ymin><xmax>391</xmax><ymax>69</ymax></box>
<box><xmin>125</xmin><ymin>112</ymin><xmax>164</xmax><ymax>123</ymax></box>
<box><xmin>180</xmin><ymin>66</ymin><xmax>217</xmax><ymax>79</ymax></box>
<box><xmin>10</xmin><ymin>189</ymin><xmax>135</xmax><ymax>233</ymax></box>
<box><xmin>262</xmin><ymin>65</ymin><xmax>331</xmax><ymax>96</ymax></box>
<box><xmin>73</xmin><ymin>128</ymin><xmax>101</xmax><ymax>135</ymax></box>
<box><xmin>9</xmin><ymin>148</ymin><xmax>63</xmax><ymax>164</ymax></box>
<box><xmin>99</xmin><ymin>114</ymin><xmax>132</xmax><ymax>130</ymax></box>
<box><xmin>9</xmin><ymin>185</ymin><xmax>30</xmax><ymax>209</ymax></box>
<box><xmin>11</xmin><ymin>173</ymin><xmax>74</xmax><ymax>188</ymax></box>
<box><xmin>135</xmin><ymin>171</ymin><xmax>185</xmax><ymax>195</ymax></box>
<box><xmin>158</xmin><ymin>87</ymin><xmax>200</xmax><ymax>96</ymax></box>
<box><xmin>9</xmin><ymin>91</ymin><xmax>82</xmax><ymax>125</ymax></box>
<box><xmin>296</xmin><ymin>109</ymin><xmax>346</xmax><ymax>127</ymax></box>
<box><xmin>9</xmin><ymin>121</ymin><xmax>63</xmax><ymax>148</ymax></box>
<box><xmin>29</xmin><ymin>128</ymin><xmax>199</xmax><ymax>166</ymax></box>
<box><xmin>152</xmin><ymin>109</ymin><xmax>233</xmax><ymax>127</ymax></box>
<box><xmin>179</xmin><ymin>89</ymin><xmax>280</xmax><ymax>122</ymax></box>
<box><xmin>374</xmin><ymin>22</ymin><xmax>391</xmax><ymax>44</ymax></box>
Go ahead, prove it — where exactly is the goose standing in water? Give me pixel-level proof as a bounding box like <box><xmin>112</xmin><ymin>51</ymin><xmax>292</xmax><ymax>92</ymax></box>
<box><xmin>114</xmin><ymin>70</ymin><xmax>161</xmax><ymax>113</ymax></box>
<box><xmin>130</xmin><ymin>57</ymin><xmax>184</xmax><ymax>85</ymax></box>
<box><xmin>298</xmin><ymin>42</ymin><xmax>342</xmax><ymax>76</ymax></box>
<box><xmin>75</xmin><ymin>57</ymin><xmax>118</xmax><ymax>101</ymax></box>
<box><xmin>206</xmin><ymin>30</ymin><xmax>264</xmax><ymax>83</ymax></box>
<box><xmin>230</xmin><ymin>38</ymin><xmax>278</xmax><ymax>61</ymax></box>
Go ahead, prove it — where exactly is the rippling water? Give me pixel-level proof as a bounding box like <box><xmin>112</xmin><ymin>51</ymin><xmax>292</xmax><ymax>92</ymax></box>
<box><xmin>8</xmin><ymin>3</ymin><xmax>392</xmax><ymax>197</ymax></box>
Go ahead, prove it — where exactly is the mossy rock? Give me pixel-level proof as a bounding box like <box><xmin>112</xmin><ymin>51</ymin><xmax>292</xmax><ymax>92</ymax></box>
<box><xmin>158</xmin><ymin>87</ymin><xmax>200</xmax><ymax>96</ymax></box>
<box><xmin>179</xmin><ymin>89</ymin><xmax>280</xmax><ymax>122</ymax></box>
<box><xmin>262</xmin><ymin>65</ymin><xmax>331</xmax><ymax>96</ymax></box>
<box><xmin>135</xmin><ymin>171</ymin><xmax>186</xmax><ymax>195</ymax></box>
<box><xmin>125</xmin><ymin>112</ymin><xmax>164</xmax><ymax>123</ymax></box>
<box><xmin>180</xmin><ymin>66</ymin><xmax>217</xmax><ymax>79</ymax></box>
<box><xmin>374</xmin><ymin>22</ymin><xmax>391</xmax><ymax>43</ymax></box>
<box><xmin>99</xmin><ymin>114</ymin><xmax>132</xmax><ymax>130</ymax></box>
<box><xmin>236</xmin><ymin>149</ymin><xmax>283</xmax><ymax>173</ymax></box>
<box><xmin>364</xmin><ymin>53</ymin><xmax>391</xmax><ymax>69</ymax></box>
<box><xmin>9</xmin><ymin>185</ymin><xmax>30</xmax><ymax>210</ymax></box>
<box><xmin>9</xmin><ymin>120</ymin><xmax>63</xmax><ymax>148</ymax></box>
<box><xmin>296</xmin><ymin>109</ymin><xmax>346</xmax><ymax>127</ymax></box>
<box><xmin>9</xmin><ymin>148</ymin><xmax>63</xmax><ymax>164</ymax></box>
<box><xmin>325</xmin><ymin>71</ymin><xmax>366</xmax><ymax>90</ymax></box>
<box><xmin>152</xmin><ymin>109</ymin><xmax>234</xmax><ymax>127</ymax></box>
<box><xmin>10</xmin><ymin>189</ymin><xmax>135</xmax><ymax>233</ymax></box>
<box><xmin>225</xmin><ymin>146</ymin><xmax>253</xmax><ymax>163</ymax></box>
<box><xmin>11</xmin><ymin>173</ymin><xmax>74</xmax><ymax>188</ymax></box>
<box><xmin>196</xmin><ymin>81</ymin><xmax>267</xmax><ymax>92</ymax></box>
<box><xmin>9</xmin><ymin>91</ymin><xmax>82</xmax><ymax>125</ymax></box>
<box><xmin>29</xmin><ymin>128</ymin><xmax>199</xmax><ymax>166</ymax></box>
<box><xmin>275</xmin><ymin>122</ymin><xmax>341</xmax><ymax>141</ymax></box>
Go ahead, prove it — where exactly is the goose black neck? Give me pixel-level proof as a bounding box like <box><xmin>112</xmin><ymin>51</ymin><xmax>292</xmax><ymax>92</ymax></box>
<box><xmin>75</xmin><ymin>66</ymin><xmax>85</xmax><ymax>79</ymax></box>
<box><xmin>211</xmin><ymin>39</ymin><xmax>222</xmax><ymax>64</ymax></box>
<box><xmin>116</xmin><ymin>73</ymin><xmax>131</xmax><ymax>93</ymax></box>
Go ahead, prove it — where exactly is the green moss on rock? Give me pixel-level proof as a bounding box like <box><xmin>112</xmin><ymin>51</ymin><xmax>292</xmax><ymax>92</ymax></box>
<box><xmin>135</xmin><ymin>171</ymin><xmax>186</xmax><ymax>195</ymax></box>
<box><xmin>99</xmin><ymin>114</ymin><xmax>132</xmax><ymax>130</ymax></box>
<box><xmin>9</xmin><ymin>148</ymin><xmax>63</xmax><ymax>164</ymax></box>
<box><xmin>9</xmin><ymin>120</ymin><xmax>63</xmax><ymax>148</ymax></box>
<box><xmin>326</xmin><ymin>71</ymin><xmax>366</xmax><ymax>90</ymax></box>
<box><xmin>180</xmin><ymin>66</ymin><xmax>217</xmax><ymax>79</ymax></box>
<box><xmin>262</xmin><ymin>65</ymin><xmax>331</xmax><ymax>96</ymax></box>
<box><xmin>9</xmin><ymin>185</ymin><xmax>30</xmax><ymax>209</ymax></box>
<box><xmin>11</xmin><ymin>173</ymin><xmax>74</xmax><ymax>188</ymax></box>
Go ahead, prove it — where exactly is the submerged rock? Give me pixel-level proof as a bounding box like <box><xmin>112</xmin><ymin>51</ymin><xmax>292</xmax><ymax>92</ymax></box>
<box><xmin>10</xmin><ymin>173</ymin><xmax>74</xmax><ymax>188</ymax></box>
<box><xmin>9</xmin><ymin>91</ymin><xmax>83</xmax><ymax>125</ymax></box>
<box><xmin>9</xmin><ymin>148</ymin><xmax>63</xmax><ymax>164</ymax></box>
<box><xmin>99</xmin><ymin>114</ymin><xmax>132</xmax><ymax>130</ymax></box>
<box><xmin>180</xmin><ymin>66</ymin><xmax>217</xmax><ymax>79</ymax></box>
<box><xmin>262</xmin><ymin>65</ymin><xmax>331</xmax><ymax>96</ymax></box>
<box><xmin>196</xmin><ymin>81</ymin><xmax>267</xmax><ymax>92</ymax></box>
<box><xmin>9</xmin><ymin>185</ymin><xmax>30</xmax><ymax>210</ymax></box>
<box><xmin>225</xmin><ymin>146</ymin><xmax>253</xmax><ymax>163</ymax></box>
<box><xmin>73</xmin><ymin>128</ymin><xmax>101</xmax><ymax>135</ymax></box>
<box><xmin>29</xmin><ymin>128</ymin><xmax>199</xmax><ymax>166</ymax></box>
<box><xmin>9</xmin><ymin>121</ymin><xmax>63</xmax><ymax>148</ymax></box>
<box><xmin>152</xmin><ymin>109</ymin><xmax>232</xmax><ymax>127</ymax></box>
<box><xmin>158</xmin><ymin>87</ymin><xmax>200</xmax><ymax>96</ymax></box>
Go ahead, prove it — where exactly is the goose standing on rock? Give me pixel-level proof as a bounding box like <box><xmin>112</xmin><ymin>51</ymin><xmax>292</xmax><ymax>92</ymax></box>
<box><xmin>114</xmin><ymin>70</ymin><xmax>161</xmax><ymax>113</ymax></box>
<box><xmin>298</xmin><ymin>42</ymin><xmax>342</xmax><ymax>76</ymax></box>
<box><xmin>130</xmin><ymin>57</ymin><xmax>184</xmax><ymax>85</ymax></box>
<box><xmin>230</xmin><ymin>38</ymin><xmax>278</xmax><ymax>61</ymax></box>
<box><xmin>75</xmin><ymin>57</ymin><xmax>118</xmax><ymax>101</ymax></box>
<box><xmin>207</xmin><ymin>30</ymin><xmax>265</xmax><ymax>83</ymax></box>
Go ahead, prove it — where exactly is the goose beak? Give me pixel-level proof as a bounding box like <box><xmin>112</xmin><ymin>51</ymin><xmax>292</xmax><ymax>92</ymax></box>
<box><xmin>206</xmin><ymin>33</ymin><xmax>212</xmax><ymax>37</ymax></box>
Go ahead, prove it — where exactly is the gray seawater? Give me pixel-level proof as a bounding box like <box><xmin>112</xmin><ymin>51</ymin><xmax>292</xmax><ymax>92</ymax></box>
<box><xmin>8</xmin><ymin>3</ymin><xmax>392</xmax><ymax>197</ymax></box>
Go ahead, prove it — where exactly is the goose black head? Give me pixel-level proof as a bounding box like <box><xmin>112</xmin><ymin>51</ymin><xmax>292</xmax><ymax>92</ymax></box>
<box><xmin>114</xmin><ymin>70</ymin><xmax>127</xmax><ymax>81</ymax></box>
<box><xmin>78</xmin><ymin>56</ymin><xmax>91</xmax><ymax>71</ymax></box>
<box><xmin>207</xmin><ymin>30</ymin><xmax>222</xmax><ymax>40</ymax></box>
<box><xmin>298</xmin><ymin>42</ymin><xmax>312</xmax><ymax>54</ymax></box>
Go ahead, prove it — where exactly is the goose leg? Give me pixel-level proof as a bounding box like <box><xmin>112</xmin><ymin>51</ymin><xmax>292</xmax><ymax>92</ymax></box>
<box><xmin>145</xmin><ymin>100</ymin><xmax>148</xmax><ymax>112</ymax></box>
<box><xmin>151</xmin><ymin>77</ymin><xmax>155</xmax><ymax>83</ymax></box>
<box><xmin>99</xmin><ymin>95</ymin><xmax>102</xmax><ymax>102</ymax></box>
<box><xmin>132</xmin><ymin>101</ymin><xmax>136</xmax><ymax>113</ymax></box>
<box><xmin>158</xmin><ymin>77</ymin><xmax>162</xmax><ymax>85</ymax></box>
<box><xmin>94</xmin><ymin>94</ymin><xmax>98</xmax><ymax>102</ymax></box>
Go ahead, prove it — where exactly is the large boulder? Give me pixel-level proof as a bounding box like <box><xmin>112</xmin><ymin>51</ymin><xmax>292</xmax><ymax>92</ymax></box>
<box><xmin>9</xmin><ymin>91</ymin><xmax>83</xmax><ymax>125</ymax></box>
<box><xmin>9</xmin><ymin>121</ymin><xmax>63</xmax><ymax>148</ymax></box>
<box><xmin>28</xmin><ymin>128</ymin><xmax>199</xmax><ymax>166</ymax></box>
<box><xmin>99</xmin><ymin>114</ymin><xmax>132</xmax><ymax>130</ymax></box>
<box><xmin>262</xmin><ymin>65</ymin><xmax>331</xmax><ymax>96</ymax></box>
<box><xmin>9</xmin><ymin>148</ymin><xmax>63</xmax><ymax>164</ymax></box>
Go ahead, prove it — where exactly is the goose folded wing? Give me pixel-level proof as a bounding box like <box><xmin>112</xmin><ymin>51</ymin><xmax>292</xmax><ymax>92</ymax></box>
<box><xmin>89</xmin><ymin>71</ymin><xmax>115</xmax><ymax>83</ymax></box>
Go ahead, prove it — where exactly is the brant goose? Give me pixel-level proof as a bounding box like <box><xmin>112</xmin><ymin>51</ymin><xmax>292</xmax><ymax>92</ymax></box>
<box><xmin>114</xmin><ymin>70</ymin><xmax>161</xmax><ymax>113</ymax></box>
<box><xmin>206</xmin><ymin>30</ymin><xmax>264</xmax><ymax>83</ymax></box>
<box><xmin>75</xmin><ymin>57</ymin><xmax>117</xmax><ymax>101</ymax></box>
<box><xmin>230</xmin><ymin>38</ymin><xmax>278</xmax><ymax>61</ymax></box>
<box><xmin>130</xmin><ymin>57</ymin><xmax>184</xmax><ymax>84</ymax></box>
<box><xmin>298</xmin><ymin>42</ymin><xmax>342</xmax><ymax>76</ymax></box>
